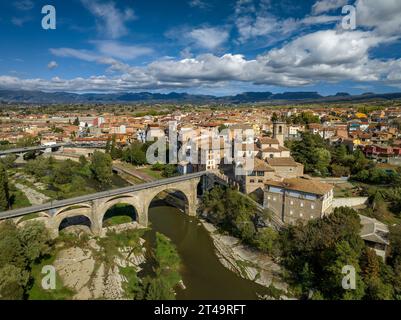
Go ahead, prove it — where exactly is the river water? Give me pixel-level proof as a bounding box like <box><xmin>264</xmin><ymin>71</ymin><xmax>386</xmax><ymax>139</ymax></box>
<box><xmin>144</xmin><ymin>205</ymin><xmax>269</xmax><ymax>300</ymax></box>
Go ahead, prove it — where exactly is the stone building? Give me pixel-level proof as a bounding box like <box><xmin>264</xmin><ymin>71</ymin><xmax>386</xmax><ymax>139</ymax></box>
<box><xmin>265</xmin><ymin>157</ymin><xmax>304</xmax><ymax>179</ymax></box>
<box><xmin>263</xmin><ymin>177</ymin><xmax>334</xmax><ymax>224</ymax></box>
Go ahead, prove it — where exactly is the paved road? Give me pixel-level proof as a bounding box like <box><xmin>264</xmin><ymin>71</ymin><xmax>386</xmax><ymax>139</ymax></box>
<box><xmin>0</xmin><ymin>142</ymin><xmax>107</xmax><ymax>156</ymax></box>
<box><xmin>0</xmin><ymin>143</ymin><xmax>66</xmax><ymax>156</ymax></box>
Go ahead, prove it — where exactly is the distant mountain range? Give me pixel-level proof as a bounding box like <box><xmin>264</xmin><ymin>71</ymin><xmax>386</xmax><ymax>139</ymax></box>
<box><xmin>1</xmin><ymin>89</ymin><xmax>401</xmax><ymax>104</ymax></box>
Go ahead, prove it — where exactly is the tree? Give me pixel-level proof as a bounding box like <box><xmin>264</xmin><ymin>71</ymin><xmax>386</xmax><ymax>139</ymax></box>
<box><xmin>79</xmin><ymin>155</ymin><xmax>88</xmax><ymax>167</ymax></box>
<box><xmin>331</xmin><ymin>164</ymin><xmax>350</xmax><ymax>177</ymax></box>
<box><xmin>110</xmin><ymin>134</ymin><xmax>119</xmax><ymax>159</ymax></box>
<box><xmin>252</xmin><ymin>227</ymin><xmax>278</xmax><ymax>254</ymax></box>
<box><xmin>289</xmin><ymin>132</ymin><xmax>329</xmax><ymax>175</ymax></box>
<box><xmin>315</xmin><ymin>148</ymin><xmax>331</xmax><ymax>176</ymax></box>
<box><xmin>122</xmin><ymin>142</ymin><xmax>147</xmax><ymax>166</ymax></box>
<box><xmin>90</xmin><ymin>151</ymin><xmax>113</xmax><ymax>187</ymax></box>
<box><xmin>0</xmin><ymin>221</ymin><xmax>51</xmax><ymax>300</ymax></box>
<box><xmin>162</xmin><ymin>164</ymin><xmax>177</xmax><ymax>178</ymax></box>
<box><xmin>17</xmin><ymin>221</ymin><xmax>51</xmax><ymax>263</ymax></box>
<box><xmin>73</xmin><ymin>117</ymin><xmax>80</xmax><ymax>126</ymax></box>
<box><xmin>271</xmin><ymin>112</ymin><xmax>279</xmax><ymax>122</ymax></box>
<box><xmin>279</xmin><ymin>207</ymin><xmax>366</xmax><ymax>299</ymax></box>
<box><xmin>0</xmin><ymin>163</ymin><xmax>10</xmax><ymax>211</ymax></box>
<box><xmin>0</xmin><ymin>265</ymin><xmax>29</xmax><ymax>300</ymax></box>
<box><xmin>1</xmin><ymin>154</ymin><xmax>17</xmax><ymax>169</ymax></box>
<box><xmin>105</xmin><ymin>137</ymin><xmax>111</xmax><ymax>154</ymax></box>
<box><xmin>53</xmin><ymin>160</ymin><xmax>74</xmax><ymax>185</ymax></box>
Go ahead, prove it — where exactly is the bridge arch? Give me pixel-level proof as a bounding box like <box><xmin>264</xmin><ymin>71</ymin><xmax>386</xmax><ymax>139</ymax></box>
<box><xmin>101</xmin><ymin>203</ymin><xmax>138</xmax><ymax>228</ymax></box>
<box><xmin>58</xmin><ymin>215</ymin><xmax>92</xmax><ymax>234</ymax></box>
<box><xmin>53</xmin><ymin>203</ymin><xmax>92</xmax><ymax>217</ymax></box>
<box><xmin>147</xmin><ymin>188</ymin><xmax>190</xmax><ymax>215</ymax></box>
<box><xmin>96</xmin><ymin>195</ymin><xmax>144</xmax><ymax>230</ymax></box>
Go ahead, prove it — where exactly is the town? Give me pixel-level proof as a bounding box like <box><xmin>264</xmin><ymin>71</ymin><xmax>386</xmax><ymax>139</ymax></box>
<box><xmin>2</xmin><ymin>0</ymin><xmax>401</xmax><ymax>306</ymax></box>
<box><xmin>1</xmin><ymin>100</ymin><xmax>401</xmax><ymax>300</ymax></box>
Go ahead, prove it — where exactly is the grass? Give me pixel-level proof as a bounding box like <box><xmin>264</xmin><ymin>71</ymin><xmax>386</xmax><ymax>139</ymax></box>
<box><xmin>10</xmin><ymin>188</ymin><xmax>31</xmax><ymax>209</ymax></box>
<box><xmin>102</xmin><ymin>204</ymin><xmax>136</xmax><ymax>227</ymax></box>
<box><xmin>137</xmin><ymin>167</ymin><xmax>164</xmax><ymax>180</ymax></box>
<box><xmin>19</xmin><ymin>213</ymin><xmax>40</xmax><ymax>223</ymax></box>
<box><xmin>333</xmin><ymin>181</ymin><xmax>362</xmax><ymax>198</ymax></box>
<box><xmin>28</xmin><ymin>254</ymin><xmax>75</xmax><ymax>300</ymax></box>
<box><xmin>96</xmin><ymin>229</ymin><xmax>145</xmax><ymax>268</ymax></box>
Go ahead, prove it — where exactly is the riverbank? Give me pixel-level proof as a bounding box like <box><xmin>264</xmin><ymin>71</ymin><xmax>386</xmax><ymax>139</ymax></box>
<box><xmin>200</xmin><ymin>219</ymin><xmax>290</xmax><ymax>298</ymax></box>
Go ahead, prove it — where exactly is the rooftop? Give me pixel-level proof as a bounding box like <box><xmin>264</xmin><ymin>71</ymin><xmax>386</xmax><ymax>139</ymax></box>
<box><xmin>265</xmin><ymin>176</ymin><xmax>333</xmax><ymax>195</ymax></box>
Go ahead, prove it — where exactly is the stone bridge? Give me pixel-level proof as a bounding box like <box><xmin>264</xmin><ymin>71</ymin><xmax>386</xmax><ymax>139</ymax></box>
<box><xmin>0</xmin><ymin>172</ymin><xmax>215</xmax><ymax>237</ymax></box>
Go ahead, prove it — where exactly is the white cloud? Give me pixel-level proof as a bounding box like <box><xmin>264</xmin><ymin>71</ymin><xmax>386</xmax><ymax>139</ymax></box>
<box><xmin>13</xmin><ymin>0</ymin><xmax>34</xmax><ymax>11</ymax></box>
<box><xmin>188</xmin><ymin>27</ymin><xmax>230</xmax><ymax>50</ymax></box>
<box><xmin>91</xmin><ymin>41</ymin><xmax>153</xmax><ymax>60</ymax></box>
<box><xmin>166</xmin><ymin>26</ymin><xmax>230</xmax><ymax>51</ymax></box>
<box><xmin>47</xmin><ymin>61</ymin><xmax>58</xmax><ymax>70</ymax></box>
<box><xmin>355</xmin><ymin>0</ymin><xmax>401</xmax><ymax>36</ymax></box>
<box><xmin>189</xmin><ymin>0</ymin><xmax>210</xmax><ymax>9</ymax></box>
<box><xmin>311</xmin><ymin>0</ymin><xmax>348</xmax><ymax>15</ymax></box>
<box><xmin>234</xmin><ymin>0</ymin><xmax>340</xmax><ymax>44</ymax></box>
<box><xmin>3</xmin><ymin>1</ymin><xmax>401</xmax><ymax>93</ymax></box>
<box><xmin>50</xmin><ymin>48</ymin><xmax>100</xmax><ymax>62</ymax></box>
<box><xmin>80</xmin><ymin>0</ymin><xmax>136</xmax><ymax>39</ymax></box>
<box><xmin>11</xmin><ymin>16</ymin><xmax>31</xmax><ymax>27</ymax></box>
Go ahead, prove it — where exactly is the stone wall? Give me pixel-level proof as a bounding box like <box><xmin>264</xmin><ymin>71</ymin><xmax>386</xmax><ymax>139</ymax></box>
<box><xmin>332</xmin><ymin>197</ymin><xmax>368</xmax><ymax>208</ymax></box>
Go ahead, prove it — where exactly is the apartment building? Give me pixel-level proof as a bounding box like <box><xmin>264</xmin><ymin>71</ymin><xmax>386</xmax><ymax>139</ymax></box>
<box><xmin>264</xmin><ymin>177</ymin><xmax>334</xmax><ymax>224</ymax></box>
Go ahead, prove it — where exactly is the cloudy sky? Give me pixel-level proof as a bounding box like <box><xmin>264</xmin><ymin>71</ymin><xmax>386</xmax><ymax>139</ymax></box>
<box><xmin>0</xmin><ymin>0</ymin><xmax>401</xmax><ymax>95</ymax></box>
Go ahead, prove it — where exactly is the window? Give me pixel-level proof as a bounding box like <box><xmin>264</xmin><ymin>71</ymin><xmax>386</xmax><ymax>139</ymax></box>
<box><xmin>273</xmin><ymin>197</ymin><xmax>276</xmax><ymax>201</ymax></box>
<box><xmin>311</xmin><ymin>204</ymin><xmax>315</xmax><ymax>209</ymax></box>
<box><xmin>311</xmin><ymin>215</ymin><xmax>314</xmax><ymax>219</ymax></box>
<box><xmin>290</xmin><ymin>210</ymin><xmax>293</xmax><ymax>215</ymax></box>
<box><xmin>258</xmin><ymin>179</ymin><xmax>263</xmax><ymax>183</ymax></box>
<box><xmin>300</xmin><ymin>213</ymin><xmax>303</xmax><ymax>217</ymax></box>
<box><xmin>300</xmin><ymin>202</ymin><xmax>304</xmax><ymax>207</ymax></box>
<box><xmin>268</xmin><ymin>196</ymin><xmax>271</xmax><ymax>200</ymax></box>
<box><xmin>250</xmin><ymin>179</ymin><xmax>255</xmax><ymax>183</ymax></box>
<box><xmin>290</xmin><ymin>200</ymin><xmax>294</xmax><ymax>205</ymax></box>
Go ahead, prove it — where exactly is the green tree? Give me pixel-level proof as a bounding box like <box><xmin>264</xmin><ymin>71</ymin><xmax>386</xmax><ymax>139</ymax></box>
<box><xmin>315</xmin><ymin>148</ymin><xmax>331</xmax><ymax>176</ymax></box>
<box><xmin>122</xmin><ymin>142</ymin><xmax>147</xmax><ymax>166</ymax></box>
<box><xmin>90</xmin><ymin>151</ymin><xmax>113</xmax><ymax>187</ymax></box>
<box><xmin>162</xmin><ymin>164</ymin><xmax>177</xmax><ymax>178</ymax></box>
<box><xmin>0</xmin><ymin>163</ymin><xmax>10</xmax><ymax>211</ymax></box>
<box><xmin>1</xmin><ymin>154</ymin><xmax>17</xmax><ymax>169</ymax></box>
<box><xmin>0</xmin><ymin>265</ymin><xmax>29</xmax><ymax>300</ymax></box>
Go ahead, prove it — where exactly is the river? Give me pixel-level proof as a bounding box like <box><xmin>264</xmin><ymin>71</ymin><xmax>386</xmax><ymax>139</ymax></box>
<box><xmin>143</xmin><ymin>205</ymin><xmax>269</xmax><ymax>300</ymax></box>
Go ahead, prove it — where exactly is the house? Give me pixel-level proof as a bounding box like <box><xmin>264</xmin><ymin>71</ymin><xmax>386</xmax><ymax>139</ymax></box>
<box><xmin>264</xmin><ymin>177</ymin><xmax>334</xmax><ymax>224</ymax></box>
<box><xmin>257</xmin><ymin>137</ymin><xmax>291</xmax><ymax>159</ymax></box>
<box><xmin>359</xmin><ymin>215</ymin><xmax>389</xmax><ymax>260</ymax></box>
<box><xmin>265</xmin><ymin>157</ymin><xmax>304</xmax><ymax>178</ymax></box>
<box><xmin>237</xmin><ymin>158</ymin><xmax>275</xmax><ymax>194</ymax></box>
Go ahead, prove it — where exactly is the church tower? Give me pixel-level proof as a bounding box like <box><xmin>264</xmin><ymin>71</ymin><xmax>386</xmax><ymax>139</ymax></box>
<box><xmin>273</xmin><ymin>121</ymin><xmax>286</xmax><ymax>147</ymax></box>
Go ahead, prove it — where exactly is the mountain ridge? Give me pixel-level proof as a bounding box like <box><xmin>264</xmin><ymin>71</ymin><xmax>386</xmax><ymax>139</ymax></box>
<box><xmin>1</xmin><ymin>89</ymin><xmax>401</xmax><ymax>104</ymax></box>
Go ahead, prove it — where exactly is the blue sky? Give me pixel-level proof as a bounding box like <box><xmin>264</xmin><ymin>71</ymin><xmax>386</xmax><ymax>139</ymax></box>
<box><xmin>0</xmin><ymin>0</ymin><xmax>401</xmax><ymax>95</ymax></box>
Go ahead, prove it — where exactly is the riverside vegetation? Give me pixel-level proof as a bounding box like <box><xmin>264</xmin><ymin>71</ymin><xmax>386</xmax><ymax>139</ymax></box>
<box><xmin>0</xmin><ymin>217</ymin><xmax>182</xmax><ymax>300</ymax></box>
<box><xmin>200</xmin><ymin>186</ymin><xmax>401</xmax><ymax>300</ymax></box>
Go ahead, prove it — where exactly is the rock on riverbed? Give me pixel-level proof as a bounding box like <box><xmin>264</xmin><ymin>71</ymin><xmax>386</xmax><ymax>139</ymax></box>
<box><xmin>201</xmin><ymin>220</ymin><xmax>288</xmax><ymax>293</ymax></box>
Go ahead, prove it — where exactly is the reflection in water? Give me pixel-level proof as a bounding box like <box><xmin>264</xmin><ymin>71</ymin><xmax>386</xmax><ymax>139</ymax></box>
<box><xmin>145</xmin><ymin>205</ymin><xmax>268</xmax><ymax>300</ymax></box>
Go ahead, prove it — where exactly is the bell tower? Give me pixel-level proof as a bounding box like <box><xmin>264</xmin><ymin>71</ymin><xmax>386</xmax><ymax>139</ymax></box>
<box><xmin>273</xmin><ymin>121</ymin><xmax>286</xmax><ymax>146</ymax></box>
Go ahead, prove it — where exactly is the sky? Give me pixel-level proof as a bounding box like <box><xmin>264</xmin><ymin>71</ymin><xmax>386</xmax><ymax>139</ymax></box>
<box><xmin>0</xmin><ymin>0</ymin><xmax>401</xmax><ymax>96</ymax></box>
